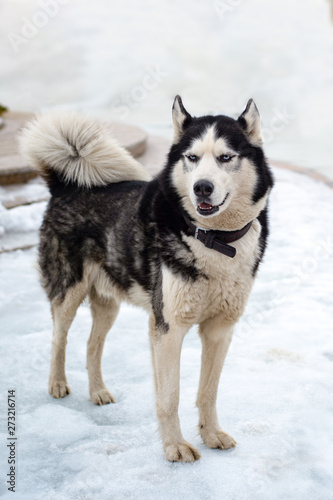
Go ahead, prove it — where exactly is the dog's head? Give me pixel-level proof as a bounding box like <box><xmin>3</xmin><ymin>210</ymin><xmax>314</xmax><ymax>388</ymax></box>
<box><xmin>167</xmin><ymin>96</ymin><xmax>274</xmax><ymax>230</ymax></box>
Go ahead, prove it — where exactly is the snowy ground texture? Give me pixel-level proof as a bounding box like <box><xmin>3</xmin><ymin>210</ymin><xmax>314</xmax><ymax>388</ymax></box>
<box><xmin>0</xmin><ymin>166</ymin><xmax>333</xmax><ymax>500</ymax></box>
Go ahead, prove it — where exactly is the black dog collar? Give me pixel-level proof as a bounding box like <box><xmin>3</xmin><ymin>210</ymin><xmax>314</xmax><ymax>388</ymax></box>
<box><xmin>182</xmin><ymin>211</ymin><xmax>253</xmax><ymax>258</ymax></box>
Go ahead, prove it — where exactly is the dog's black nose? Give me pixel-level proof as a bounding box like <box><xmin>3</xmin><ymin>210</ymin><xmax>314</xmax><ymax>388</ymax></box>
<box><xmin>193</xmin><ymin>180</ymin><xmax>214</xmax><ymax>197</ymax></box>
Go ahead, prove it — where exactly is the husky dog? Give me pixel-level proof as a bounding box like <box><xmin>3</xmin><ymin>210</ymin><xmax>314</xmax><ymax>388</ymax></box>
<box><xmin>20</xmin><ymin>97</ymin><xmax>273</xmax><ymax>462</ymax></box>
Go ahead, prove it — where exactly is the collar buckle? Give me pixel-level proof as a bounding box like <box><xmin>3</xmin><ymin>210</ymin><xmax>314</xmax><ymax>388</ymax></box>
<box><xmin>195</xmin><ymin>226</ymin><xmax>208</xmax><ymax>240</ymax></box>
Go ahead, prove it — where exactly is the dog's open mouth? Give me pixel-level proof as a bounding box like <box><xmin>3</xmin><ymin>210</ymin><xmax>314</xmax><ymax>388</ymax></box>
<box><xmin>197</xmin><ymin>193</ymin><xmax>229</xmax><ymax>216</ymax></box>
<box><xmin>197</xmin><ymin>202</ymin><xmax>219</xmax><ymax>216</ymax></box>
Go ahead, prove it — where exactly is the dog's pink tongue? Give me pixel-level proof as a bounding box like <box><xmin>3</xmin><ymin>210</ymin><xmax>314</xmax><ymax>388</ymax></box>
<box><xmin>199</xmin><ymin>202</ymin><xmax>212</xmax><ymax>209</ymax></box>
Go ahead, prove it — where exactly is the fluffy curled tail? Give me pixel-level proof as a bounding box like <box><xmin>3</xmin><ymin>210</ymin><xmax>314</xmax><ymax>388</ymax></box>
<box><xmin>19</xmin><ymin>111</ymin><xmax>151</xmax><ymax>189</ymax></box>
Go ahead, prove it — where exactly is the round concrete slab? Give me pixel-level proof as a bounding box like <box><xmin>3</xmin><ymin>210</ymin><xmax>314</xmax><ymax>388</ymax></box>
<box><xmin>0</xmin><ymin>112</ymin><xmax>147</xmax><ymax>185</ymax></box>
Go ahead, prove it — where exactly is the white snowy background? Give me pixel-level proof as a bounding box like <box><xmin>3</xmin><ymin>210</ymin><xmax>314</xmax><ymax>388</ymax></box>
<box><xmin>1</xmin><ymin>0</ymin><xmax>333</xmax><ymax>176</ymax></box>
<box><xmin>1</xmin><ymin>0</ymin><xmax>333</xmax><ymax>499</ymax></box>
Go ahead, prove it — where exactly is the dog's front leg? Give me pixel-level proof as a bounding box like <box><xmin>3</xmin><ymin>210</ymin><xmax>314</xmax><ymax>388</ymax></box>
<box><xmin>149</xmin><ymin>316</ymin><xmax>201</xmax><ymax>462</ymax></box>
<box><xmin>197</xmin><ymin>315</ymin><xmax>237</xmax><ymax>450</ymax></box>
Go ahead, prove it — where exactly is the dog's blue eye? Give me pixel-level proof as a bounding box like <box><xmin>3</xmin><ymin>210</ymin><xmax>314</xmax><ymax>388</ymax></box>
<box><xmin>186</xmin><ymin>155</ymin><xmax>198</xmax><ymax>162</ymax></box>
<box><xmin>218</xmin><ymin>155</ymin><xmax>233</xmax><ymax>163</ymax></box>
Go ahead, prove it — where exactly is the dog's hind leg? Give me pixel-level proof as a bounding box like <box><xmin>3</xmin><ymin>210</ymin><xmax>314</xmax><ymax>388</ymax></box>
<box><xmin>87</xmin><ymin>288</ymin><xmax>120</xmax><ymax>405</ymax></box>
<box><xmin>49</xmin><ymin>282</ymin><xmax>87</xmax><ymax>398</ymax></box>
<box><xmin>197</xmin><ymin>315</ymin><xmax>236</xmax><ymax>450</ymax></box>
<box><xmin>149</xmin><ymin>316</ymin><xmax>201</xmax><ymax>463</ymax></box>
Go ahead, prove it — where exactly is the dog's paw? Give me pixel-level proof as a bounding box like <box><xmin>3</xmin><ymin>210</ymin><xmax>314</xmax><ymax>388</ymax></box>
<box><xmin>201</xmin><ymin>428</ymin><xmax>237</xmax><ymax>450</ymax></box>
<box><xmin>49</xmin><ymin>380</ymin><xmax>71</xmax><ymax>399</ymax></box>
<box><xmin>165</xmin><ymin>442</ymin><xmax>201</xmax><ymax>463</ymax></box>
<box><xmin>90</xmin><ymin>388</ymin><xmax>115</xmax><ymax>405</ymax></box>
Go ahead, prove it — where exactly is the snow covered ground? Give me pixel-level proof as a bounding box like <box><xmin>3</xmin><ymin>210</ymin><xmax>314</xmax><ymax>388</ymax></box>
<box><xmin>0</xmin><ymin>166</ymin><xmax>333</xmax><ymax>500</ymax></box>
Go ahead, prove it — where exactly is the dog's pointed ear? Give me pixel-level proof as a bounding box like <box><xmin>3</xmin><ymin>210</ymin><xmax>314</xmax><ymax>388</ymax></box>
<box><xmin>238</xmin><ymin>99</ymin><xmax>262</xmax><ymax>147</ymax></box>
<box><xmin>172</xmin><ymin>95</ymin><xmax>191</xmax><ymax>143</ymax></box>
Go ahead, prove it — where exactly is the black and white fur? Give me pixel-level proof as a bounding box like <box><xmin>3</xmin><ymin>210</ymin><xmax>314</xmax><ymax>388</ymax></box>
<box><xmin>20</xmin><ymin>97</ymin><xmax>273</xmax><ymax>462</ymax></box>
